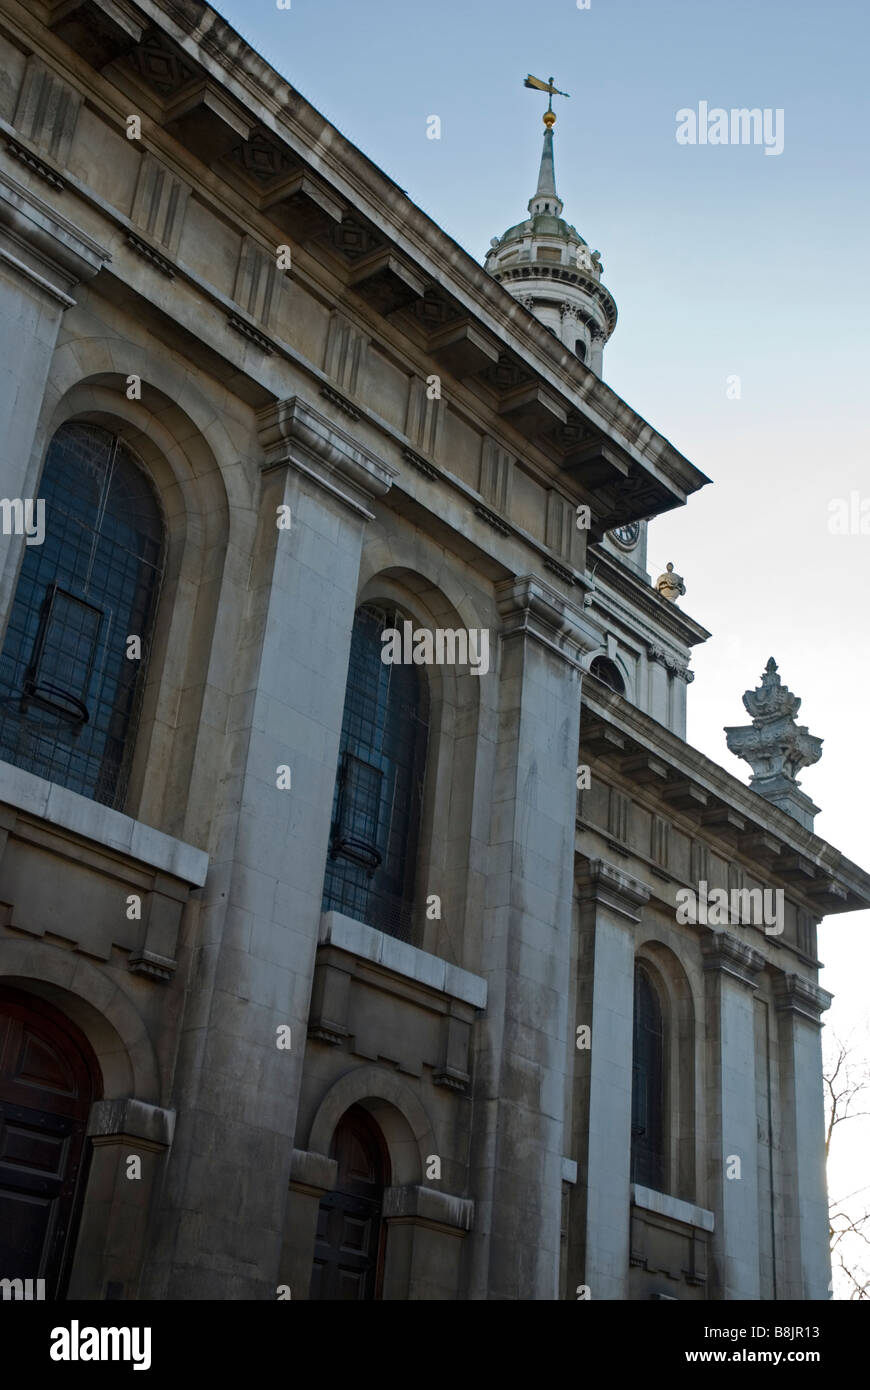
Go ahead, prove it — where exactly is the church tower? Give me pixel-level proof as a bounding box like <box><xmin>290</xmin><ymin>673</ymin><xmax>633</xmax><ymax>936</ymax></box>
<box><xmin>485</xmin><ymin>77</ymin><xmax>699</xmax><ymax>729</ymax></box>
<box><xmin>484</xmin><ymin>88</ymin><xmax>617</xmax><ymax>377</ymax></box>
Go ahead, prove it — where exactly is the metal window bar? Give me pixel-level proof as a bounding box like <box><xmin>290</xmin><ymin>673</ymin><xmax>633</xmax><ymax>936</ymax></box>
<box><xmin>0</xmin><ymin>423</ymin><xmax>165</xmax><ymax>811</ymax></box>
<box><xmin>322</xmin><ymin>603</ymin><xmax>429</xmax><ymax>943</ymax></box>
<box><xmin>331</xmin><ymin>752</ymin><xmax>383</xmax><ymax>870</ymax></box>
<box><xmin>109</xmin><ymin>549</ymin><xmax>166</xmax><ymax>811</ymax></box>
<box><xmin>630</xmin><ymin>968</ymin><xmax>665</xmax><ymax>1190</ymax></box>
<box><xmin>589</xmin><ymin>655</ymin><xmax>624</xmax><ymax>695</ymax></box>
<box><xmin>23</xmin><ymin>584</ymin><xmax>104</xmax><ymax>724</ymax></box>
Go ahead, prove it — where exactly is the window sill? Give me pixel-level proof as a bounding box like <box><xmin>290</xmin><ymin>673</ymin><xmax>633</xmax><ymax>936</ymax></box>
<box><xmin>0</xmin><ymin>760</ymin><xmax>208</xmax><ymax>886</ymax></box>
<box><xmin>319</xmin><ymin>910</ymin><xmax>486</xmax><ymax>1010</ymax></box>
<box><xmin>631</xmin><ymin>1183</ymin><xmax>714</xmax><ymax>1233</ymax></box>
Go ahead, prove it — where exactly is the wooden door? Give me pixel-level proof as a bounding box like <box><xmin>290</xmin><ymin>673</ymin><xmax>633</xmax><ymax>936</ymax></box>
<box><xmin>0</xmin><ymin>987</ymin><xmax>99</xmax><ymax>1297</ymax></box>
<box><xmin>310</xmin><ymin>1105</ymin><xmax>388</xmax><ymax>1300</ymax></box>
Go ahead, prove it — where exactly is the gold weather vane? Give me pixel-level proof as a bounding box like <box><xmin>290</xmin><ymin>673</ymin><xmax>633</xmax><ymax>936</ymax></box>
<box><xmin>523</xmin><ymin>73</ymin><xmax>570</xmax><ymax>126</ymax></box>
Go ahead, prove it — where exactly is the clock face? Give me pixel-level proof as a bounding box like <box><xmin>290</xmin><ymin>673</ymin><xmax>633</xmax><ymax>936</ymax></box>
<box><xmin>610</xmin><ymin>522</ymin><xmax>640</xmax><ymax>549</ymax></box>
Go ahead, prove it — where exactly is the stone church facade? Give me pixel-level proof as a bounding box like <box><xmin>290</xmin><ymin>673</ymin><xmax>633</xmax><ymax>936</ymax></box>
<box><xmin>0</xmin><ymin>0</ymin><xmax>866</xmax><ymax>1301</ymax></box>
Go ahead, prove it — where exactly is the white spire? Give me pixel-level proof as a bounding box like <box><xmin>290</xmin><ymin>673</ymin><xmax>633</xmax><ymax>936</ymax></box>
<box><xmin>484</xmin><ymin>106</ymin><xmax>617</xmax><ymax>378</ymax></box>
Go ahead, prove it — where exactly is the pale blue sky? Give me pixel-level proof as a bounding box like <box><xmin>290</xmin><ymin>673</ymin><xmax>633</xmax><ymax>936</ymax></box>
<box><xmin>215</xmin><ymin>0</ymin><xmax>870</xmax><ymax>1263</ymax></box>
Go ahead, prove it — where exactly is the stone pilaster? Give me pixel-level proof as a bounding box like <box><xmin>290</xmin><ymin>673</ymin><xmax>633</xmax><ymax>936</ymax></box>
<box><xmin>141</xmin><ymin>397</ymin><xmax>395</xmax><ymax>1298</ymax></box>
<box><xmin>279</xmin><ymin>1147</ymin><xmax>339</xmax><ymax>1299</ymax></box>
<box><xmin>772</xmin><ymin>972</ymin><xmax>832</xmax><ymax>1299</ymax></box>
<box><xmin>381</xmin><ymin>1185</ymin><xmax>474</xmax><ymax>1300</ymax></box>
<box><xmin>701</xmin><ymin>931</ymin><xmax>766</xmax><ymax>1299</ymax></box>
<box><xmin>68</xmin><ymin>1099</ymin><xmax>174</xmax><ymax>1301</ymax></box>
<box><xmin>572</xmin><ymin>858</ymin><xmax>650</xmax><ymax>1299</ymax></box>
<box><xmin>589</xmin><ymin>327</ymin><xmax>606</xmax><ymax>378</ymax></box>
<box><xmin>0</xmin><ymin>166</ymin><xmax>108</xmax><ymax>629</ymax></box>
<box><xmin>467</xmin><ymin>575</ymin><xmax>600</xmax><ymax>1299</ymax></box>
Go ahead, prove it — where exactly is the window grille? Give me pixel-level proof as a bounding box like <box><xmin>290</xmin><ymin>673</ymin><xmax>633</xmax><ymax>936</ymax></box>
<box><xmin>631</xmin><ymin>965</ymin><xmax>666</xmax><ymax>1192</ymax></box>
<box><xmin>332</xmin><ymin>753</ymin><xmax>383</xmax><ymax>870</ymax></box>
<box><xmin>0</xmin><ymin>422</ymin><xmax>164</xmax><ymax>809</ymax></box>
<box><xmin>23</xmin><ymin>584</ymin><xmax>103</xmax><ymax>723</ymax></box>
<box><xmin>322</xmin><ymin>604</ymin><xmax>429</xmax><ymax>942</ymax></box>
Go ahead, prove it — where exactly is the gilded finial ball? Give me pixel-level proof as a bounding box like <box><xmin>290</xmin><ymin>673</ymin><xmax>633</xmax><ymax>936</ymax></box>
<box><xmin>543</xmin><ymin>110</ymin><xmax>556</xmax><ymax>128</ymax></box>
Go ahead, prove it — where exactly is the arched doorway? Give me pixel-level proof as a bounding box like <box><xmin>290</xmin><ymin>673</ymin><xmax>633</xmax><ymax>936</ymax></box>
<box><xmin>0</xmin><ymin>986</ymin><xmax>101</xmax><ymax>1297</ymax></box>
<box><xmin>310</xmin><ymin>1104</ymin><xmax>389</xmax><ymax>1300</ymax></box>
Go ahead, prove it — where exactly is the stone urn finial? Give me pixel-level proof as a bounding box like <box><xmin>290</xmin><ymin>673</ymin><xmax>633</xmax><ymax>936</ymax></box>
<box><xmin>724</xmin><ymin>659</ymin><xmax>823</xmax><ymax>829</ymax></box>
<box><xmin>742</xmin><ymin>657</ymin><xmax>802</xmax><ymax>722</ymax></box>
<box><xmin>655</xmin><ymin>562</ymin><xmax>686</xmax><ymax>603</ymax></box>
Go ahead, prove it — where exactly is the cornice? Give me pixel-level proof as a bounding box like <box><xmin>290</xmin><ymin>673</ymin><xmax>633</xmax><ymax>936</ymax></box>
<box><xmin>580</xmin><ymin>686</ymin><xmax>870</xmax><ymax>914</ymax></box>
<box><xmin>0</xmin><ymin>118</ymin><xmax>595</xmax><ymax>590</ymax></box>
<box><xmin>36</xmin><ymin>0</ymin><xmax>710</xmax><ymax>512</ymax></box>
<box><xmin>256</xmin><ymin>395</ymin><xmax>396</xmax><ymax>516</ymax></box>
<box><xmin>0</xmin><ymin>163</ymin><xmax>108</xmax><ymax>301</ymax></box>
<box><xmin>649</xmin><ymin>645</ymin><xmax>694</xmax><ymax>682</ymax></box>
<box><xmin>495</xmin><ymin>262</ymin><xmax>618</xmax><ymax>335</ymax></box>
<box><xmin>772</xmin><ymin>972</ymin><xmax>832</xmax><ymax>1024</ymax></box>
<box><xmin>574</xmin><ymin>806</ymin><xmax>822</xmax><ymax>972</ymax></box>
<box><xmin>575</xmin><ymin>857</ymin><xmax>651</xmax><ymax>920</ymax></box>
<box><xmin>0</xmin><ymin>141</ymin><xmax>620</xmax><ymax>604</ymax></box>
<box><xmin>495</xmin><ymin>575</ymin><xmax>601</xmax><ymax>670</ymax></box>
<box><xmin>588</xmin><ymin>543</ymin><xmax>711</xmax><ymax>650</ymax></box>
<box><xmin>700</xmin><ymin>931</ymin><xmax>766</xmax><ymax>988</ymax></box>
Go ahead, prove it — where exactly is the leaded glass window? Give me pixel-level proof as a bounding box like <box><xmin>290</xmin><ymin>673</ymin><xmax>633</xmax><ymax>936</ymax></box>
<box><xmin>322</xmin><ymin>604</ymin><xmax>429</xmax><ymax>942</ymax></box>
<box><xmin>0</xmin><ymin>422</ymin><xmax>164</xmax><ymax>809</ymax></box>
<box><xmin>589</xmin><ymin>655</ymin><xmax>625</xmax><ymax>695</ymax></box>
<box><xmin>631</xmin><ymin>964</ymin><xmax>666</xmax><ymax>1192</ymax></box>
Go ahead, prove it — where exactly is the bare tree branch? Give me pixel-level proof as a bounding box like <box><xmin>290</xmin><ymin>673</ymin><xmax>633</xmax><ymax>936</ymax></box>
<box><xmin>824</xmin><ymin>1023</ymin><xmax>870</xmax><ymax>1298</ymax></box>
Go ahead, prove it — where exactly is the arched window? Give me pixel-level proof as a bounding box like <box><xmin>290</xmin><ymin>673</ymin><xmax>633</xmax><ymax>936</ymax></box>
<box><xmin>575</xmin><ymin>339</ymin><xmax>587</xmax><ymax>363</ymax></box>
<box><xmin>589</xmin><ymin>655</ymin><xmax>625</xmax><ymax>695</ymax></box>
<box><xmin>322</xmin><ymin>604</ymin><xmax>429</xmax><ymax>942</ymax></box>
<box><xmin>0</xmin><ymin>422</ymin><xmax>164</xmax><ymax>810</ymax></box>
<box><xmin>631</xmin><ymin>963</ymin><xmax>666</xmax><ymax>1192</ymax></box>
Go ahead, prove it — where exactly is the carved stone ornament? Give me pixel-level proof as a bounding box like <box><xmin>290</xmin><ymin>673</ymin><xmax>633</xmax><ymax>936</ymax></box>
<box><xmin>724</xmin><ymin>658</ymin><xmax>823</xmax><ymax>829</ymax></box>
<box><xmin>725</xmin><ymin>659</ymin><xmax>822</xmax><ymax>783</ymax></box>
<box><xmin>649</xmin><ymin>644</ymin><xmax>693</xmax><ymax>682</ymax></box>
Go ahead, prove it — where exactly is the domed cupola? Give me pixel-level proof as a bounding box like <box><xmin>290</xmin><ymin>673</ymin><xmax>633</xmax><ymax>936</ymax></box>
<box><xmin>485</xmin><ymin>79</ymin><xmax>617</xmax><ymax>378</ymax></box>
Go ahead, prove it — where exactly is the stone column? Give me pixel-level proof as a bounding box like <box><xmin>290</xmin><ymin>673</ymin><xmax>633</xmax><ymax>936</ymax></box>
<box><xmin>589</xmin><ymin>328</ymin><xmax>606</xmax><ymax>378</ymax></box>
<box><xmin>773</xmin><ymin>973</ymin><xmax>832</xmax><ymax>1300</ymax></box>
<box><xmin>559</xmin><ymin>302</ymin><xmax>579</xmax><ymax>352</ymax></box>
<box><xmin>647</xmin><ymin>649</ymin><xmax>672</xmax><ymax>727</ymax></box>
<box><xmin>0</xmin><ymin>167</ymin><xmax>108</xmax><ymax>627</ymax></box>
<box><xmin>467</xmin><ymin>576</ymin><xmax>600</xmax><ymax>1300</ymax></box>
<box><xmin>141</xmin><ymin>397</ymin><xmax>395</xmax><ymax>1298</ymax></box>
<box><xmin>672</xmin><ymin>664</ymin><xmax>693</xmax><ymax>740</ymax></box>
<box><xmin>702</xmin><ymin>932</ymin><xmax>765</xmax><ymax>1299</ymax></box>
<box><xmin>572</xmin><ymin>858</ymin><xmax>650</xmax><ymax>1299</ymax></box>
